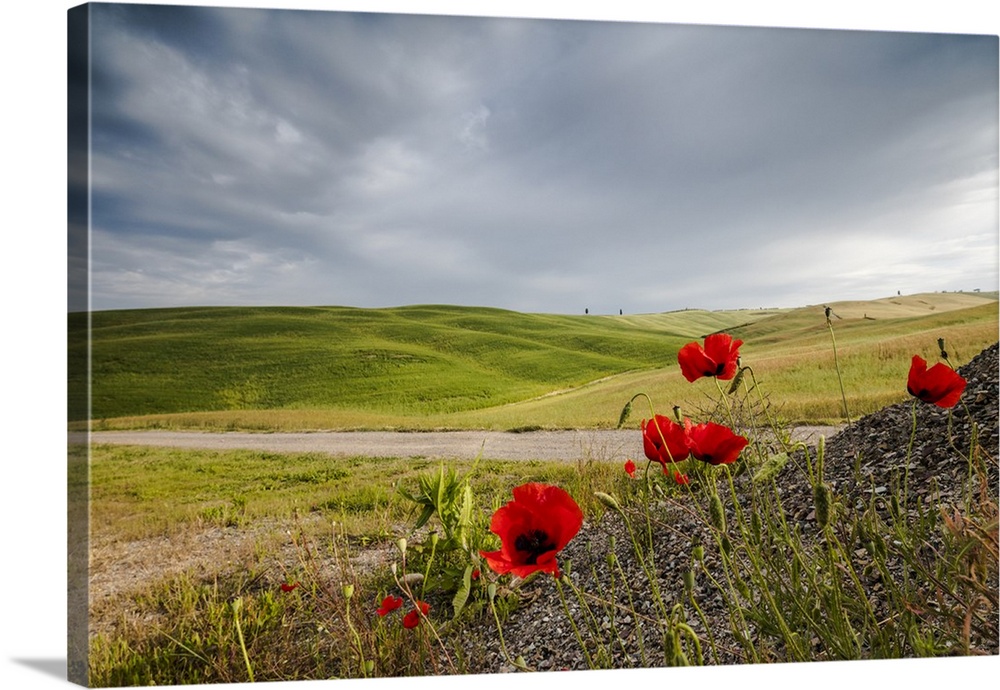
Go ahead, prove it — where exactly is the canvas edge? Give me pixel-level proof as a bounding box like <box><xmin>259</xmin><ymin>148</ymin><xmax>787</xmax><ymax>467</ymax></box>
<box><xmin>67</xmin><ymin>3</ymin><xmax>92</xmax><ymax>687</ymax></box>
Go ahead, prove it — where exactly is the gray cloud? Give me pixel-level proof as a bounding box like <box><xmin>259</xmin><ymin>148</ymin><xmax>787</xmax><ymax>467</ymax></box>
<box><xmin>86</xmin><ymin>5</ymin><xmax>998</xmax><ymax>313</ymax></box>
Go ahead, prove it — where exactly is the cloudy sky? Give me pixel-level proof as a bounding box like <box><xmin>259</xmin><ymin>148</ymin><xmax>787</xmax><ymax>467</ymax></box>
<box><xmin>75</xmin><ymin>2</ymin><xmax>999</xmax><ymax>314</ymax></box>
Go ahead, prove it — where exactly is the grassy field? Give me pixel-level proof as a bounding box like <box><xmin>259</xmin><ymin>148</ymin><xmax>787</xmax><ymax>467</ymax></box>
<box><xmin>72</xmin><ymin>292</ymin><xmax>998</xmax><ymax>430</ymax></box>
<box><xmin>79</xmin><ymin>291</ymin><xmax>999</xmax><ymax>684</ymax></box>
<box><xmin>85</xmin><ymin>442</ymin><xmax>630</xmax><ymax>684</ymax></box>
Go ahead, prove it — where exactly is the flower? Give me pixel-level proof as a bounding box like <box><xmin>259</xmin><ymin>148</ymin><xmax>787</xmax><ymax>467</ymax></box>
<box><xmin>641</xmin><ymin>415</ymin><xmax>690</xmax><ymax>466</ymax></box>
<box><xmin>624</xmin><ymin>458</ymin><xmax>637</xmax><ymax>478</ymax></box>
<box><xmin>376</xmin><ymin>595</ymin><xmax>403</xmax><ymax>617</ymax></box>
<box><xmin>402</xmin><ymin>600</ymin><xmax>430</xmax><ymax>629</ymax></box>
<box><xmin>906</xmin><ymin>355</ymin><xmax>967</xmax><ymax>408</ymax></box>
<box><xmin>685</xmin><ymin>421</ymin><xmax>749</xmax><ymax>466</ymax></box>
<box><xmin>471</xmin><ymin>568</ymin><xmax>480</xmax><ymax>581</ymax></box>
<box><xmin>677</xmin><ymin>333</ymin><xmax>743</xmax><ymax>382</ymax></box>
<box><xmin>479</xmin><ymin>483</ymin><xmax>584</xmax><ymax>579</ymax></box>
<box><xmin>672</xmin><ymin>471</ymin><xmax>690</xmax><ymax>485</ymax></box>
<box><xmin>280</xmin><ymin>581</ymin><xmax>300</xmax><ymax>593</ymax></box>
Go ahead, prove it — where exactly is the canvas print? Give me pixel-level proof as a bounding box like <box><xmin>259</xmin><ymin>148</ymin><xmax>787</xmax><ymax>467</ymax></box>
<box><xmin>67</xmin><ymin>2</ymin><xmax>999</xmax><ymax>687</ymax></box>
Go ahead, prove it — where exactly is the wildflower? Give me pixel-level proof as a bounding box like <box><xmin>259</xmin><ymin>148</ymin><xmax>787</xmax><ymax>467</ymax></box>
<box><xmin>685</xmin><ymin>421</ymin><xmax>749</xmax><ymax>466</ymax></box>
<box><xmin>402</xmin><ymin>600</ymin><xmax>430</xmax><ymax>629</ymax></box>
<box><xmin>624</xmin><ymin>458</ymin><xmax>637</xmax><ymax>478</ymax></box>
<box><xmin>677</xmin><ymin>333</ymin><xmax>743</xmax><ymax>382</ymax></box>
<box><xmin>672</xmin><ymin>471</ymin><xmax>690</xmax><ymax>485</ymax></box>
<box><xmin>479</xmin><ymin>483</ymin><xmax>583</xmax><ymax>579</ymax></box>
<box><xmin>376</xmin><ymin>595</ymin><xmax>403</xmax><ymax>617</ymax></box>
<box><xmin>280</xmin><ymin>581</ymin><xmax>300</xmax><ymax>593</ymax></box>
<box><xmin>471</xmin><ymin>568</ymin><xmax>480</xmax><ymax>581</ymax></box>
<box><xmin>906</xmin><ymin>355</ymin><xmax>967</xmax><ymax>408</ymax></box>
<box><xmin>641</xmin><ymin>415</ymin><xmax>690</xmax><ymax>466</ymax></box>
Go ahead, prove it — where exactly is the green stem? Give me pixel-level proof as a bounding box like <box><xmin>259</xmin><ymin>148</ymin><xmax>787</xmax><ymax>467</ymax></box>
<box><xmin>826</xmin><ymin>316</ymin><xmax>852</xmax><ymax>425</ymax></box>
<box><xmin>487</xmin><ymin>585</ymin><xmax>530</xmax><ymax>671</ymax></box>
<box><xmin>714</xmin><ymin>376</ymin><xmax>737</xmax><ymax>428</ymax></box>
<box><xmin>556</xmin><ymin>576</ymin><xmax>596</xmax><ymax>668</ymax></box>
<box><xmin>231</xmin><ymin>598</ymin><xmax>255</xmax><ymax>683</ymax></box>
<box><xmin>686</xmin><ymin>580</ymin><xmax>720</xmax><ymax>664</ymax></box>
<box><xmin>904</xmin><ymin>398</ymin><xmax>917</xmax><ymax>512</ymax></box>
<box><xmin>344</xmin><ymin>594</ymin><xmax>368</xmax><ymax>678</ymax></box>
<box><xmin>745</xmin><ymin>366</ymin><xmax>793</xmax><ymax>454</ymax></box>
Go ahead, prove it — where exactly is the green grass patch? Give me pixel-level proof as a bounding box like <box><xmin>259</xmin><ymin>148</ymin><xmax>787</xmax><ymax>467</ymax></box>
<box><xmin>73</xmin><ymin>292</ymin><xmax>998</xmax><ymax>430</ymax></box>
<box><xmin>89</xmin><ymin>444</ymin><xmax>623</xmax><ymax>544</ymax></box>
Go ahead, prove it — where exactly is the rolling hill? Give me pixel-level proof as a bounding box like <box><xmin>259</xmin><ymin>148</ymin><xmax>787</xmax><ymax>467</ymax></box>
<box><xmin>70</xmin><ymin>292</ymin><xmax>998</xmax><ymax>429</ymax></box>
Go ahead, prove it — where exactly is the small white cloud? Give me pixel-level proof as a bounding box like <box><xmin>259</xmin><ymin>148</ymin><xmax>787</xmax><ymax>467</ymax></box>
<box><xmin>459</xmin><ymin>104</ymin><xmax>491</xmax><ymax>151</ymax></box>
<box><xmin>275</xmin><ymin>118</ymin><xmax>303</xmax><ymax>144</ymax></box>
<box><xmin>346</xmin><ymin>138</ymin><xmax>428</xmax><ymax>197</ymax></box>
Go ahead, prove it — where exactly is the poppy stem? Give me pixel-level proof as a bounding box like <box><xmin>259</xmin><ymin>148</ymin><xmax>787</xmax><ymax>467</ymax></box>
<box><xmin>713</xmin><ymin>376</ymin><xmax>737</xmax><ymax>429</ymax></box>
<box><xmin>744</xmin><ymin>366</ymin><xmax>795</xmax><ymax>454</ymax></box>
<box><xmin>555</xmin><ymin>576</ymin><xmax>597</xmax><ymax>668</ymax></box>
<box><xmin>231</xmin><ymin>598</ymin><xmax>255</xmax><ymax>684</ymax></box>
<box><xmin>485</xmin><ymin>585</ymin><xmax>528</xmax><ymax>671</ymax></box>
<box><xmin>342</xmin><ymin>589</ymin><xmax>369</xmax><ymax>678</ymax></box>
<box><xmin>903</xmin><ymin>398</ymin><xmax>917</xmax><ymax>511</ymax></box>
<box><xmin>825</xmin><ymin>315</ymin><xmax>852</xmax><ymax>426</ymax></box>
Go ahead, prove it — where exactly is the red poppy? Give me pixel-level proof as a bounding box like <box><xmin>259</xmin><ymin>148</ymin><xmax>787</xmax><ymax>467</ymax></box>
<box><xmin>624</xmin><ymin>458</ymin><xmax>637</xmax><ymax>478</ymax></box>
<box><xmin>677</xmin><ymin>333</ymin><xmax>743</xmax><ymax>382</ymax></box>
<box><xmin>471</xmin><ymin>569</ymin><xmax>480</xmax><ymax>581</ymax></box>
<box><xmin>402</xmin><ymin>600</ymin><xmax>430</xmax><ymax>629</ymax></box>
<box><xmin>672</xmin><ymin>471</ymin><xmax>690</xmax><ymax>485</ymax></box>
<box><xmin>280</xmin><ymin>581</ymin><xmax>300</xmax><ymax>593</ymax></box>
<box><xmin>641</xmin><ymin>415</ymin><xmax>690</xmax><ymax>466</ymax></box>
<box><xmin>479</xmin><ymin>483</ymin><xmax>583</xmax><ymax>579</ymax></box>
<box><xmin>906</xmin><ymin>355</ymin><xmax>967</xmax><ymax>408</ymax></box>
<box><xmin>376</xmin><ymin>595</ymin><xmax>403</xmax><ymax>617</ymax></box>
<box><xmin>685</xmin><ymin>421</ymin><xmax>749</xmax><ymax>466</ymax></box>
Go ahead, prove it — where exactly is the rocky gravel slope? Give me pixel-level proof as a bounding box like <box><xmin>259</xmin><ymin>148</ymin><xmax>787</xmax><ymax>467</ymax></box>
<box><xmin>454</xmin><ymin>343</ymin><xmax>999</xmax><ymax>671</ymax></box>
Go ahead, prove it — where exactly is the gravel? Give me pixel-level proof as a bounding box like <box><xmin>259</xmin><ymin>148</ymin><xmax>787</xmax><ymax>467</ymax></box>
<box><xmin>451</xmin><ymin>343</ymin><xmax>1000</xmax><ymax>671</ymax></box>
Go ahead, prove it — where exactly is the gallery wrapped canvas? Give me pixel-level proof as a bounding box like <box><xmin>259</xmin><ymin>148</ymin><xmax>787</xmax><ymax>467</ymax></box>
<box><xmin>67</xmin><ymin>2</ymin><xmax>998</xmax><ymax>688</ymax></box>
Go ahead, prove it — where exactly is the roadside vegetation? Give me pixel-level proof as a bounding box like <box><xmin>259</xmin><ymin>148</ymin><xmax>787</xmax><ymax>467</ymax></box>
<box><xmin>86</xmin><ymin>444</ymin><xmax>627</xmax><ymax>685</ymax></box>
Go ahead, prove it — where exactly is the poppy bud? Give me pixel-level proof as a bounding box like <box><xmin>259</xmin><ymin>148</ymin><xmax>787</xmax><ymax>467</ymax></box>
<box><xmin>727</xmin><ymin>366</ymin><xmax>746</xmax><ymax>395</ymax></box>
<box><xmin>752</xmin><ymin>452</ymin><xmax>789</xmax><ymax>484</ymax></box>
<box><xmin>616</xmin><ymin>400</ymin><xmax>632</xmax><ymax>428</ymax></box>
<box><xmin>709</xmin><ymin>494</ymin><xmax>727</xmax><ymax>534</ymax></box>
<box><xmin>594</xmin><ymin>491</ymin><xmax>623</xmax><ymax>514</ymax></box>
<box><xmin>813</xmin><ymin>482</ymin><xmax>832</xmax><ymax>529</ymax></box>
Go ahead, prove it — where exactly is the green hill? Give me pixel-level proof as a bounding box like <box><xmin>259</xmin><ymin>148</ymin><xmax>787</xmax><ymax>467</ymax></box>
<box><xmin>70</xmin><ymin>292</ymin><xmax>998</xmax><ymax>430</ymax></box>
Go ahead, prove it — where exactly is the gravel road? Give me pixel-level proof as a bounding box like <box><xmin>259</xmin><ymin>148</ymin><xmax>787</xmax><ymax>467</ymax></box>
<box><xmin>84</xmin><ymin>426</ymin><xmax>841</xmax><ymax>462</ymax></box>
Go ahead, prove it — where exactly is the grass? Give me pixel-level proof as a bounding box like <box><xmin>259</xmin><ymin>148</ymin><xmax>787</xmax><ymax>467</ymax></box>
<box><xmin>79</xmin><ymin>291</ymin><xmax>999</xmax><ymax>685</ymax></box>
<box><xmin>86</xmin><ymin>444</ymin><xmax>628</xmax><ymax>686</ymax></box>
<box><xmin>74</xmin><ymin>292</ymin><xmax>997</xmax><ymax>430</ymax></box>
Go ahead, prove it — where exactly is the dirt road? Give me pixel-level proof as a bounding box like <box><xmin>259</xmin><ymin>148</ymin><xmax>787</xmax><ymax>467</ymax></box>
<box><xmin>84</xmin><ymin>426</ymin><xmax>842</xmax><ymax>462</ymax></box>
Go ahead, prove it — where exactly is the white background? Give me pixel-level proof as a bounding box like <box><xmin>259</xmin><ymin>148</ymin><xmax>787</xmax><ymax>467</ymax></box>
<box><xmin>2</xmin><ymin>1</ymin><xmax>998</xmax><ymax>689</ymax></box>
